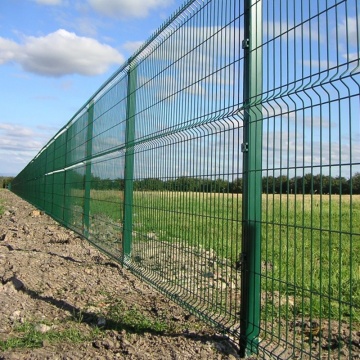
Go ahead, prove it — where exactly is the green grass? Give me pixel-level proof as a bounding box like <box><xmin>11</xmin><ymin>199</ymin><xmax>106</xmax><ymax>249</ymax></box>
<box><xmin>74</xmin><ymin>190</ymin><xmax>360</xmax><ymax>323</ymax></box>
<box><xmin>91</xmin><ymin>296</ymin><xmax>169</xmax><ymax>334</ymax></box>
<box><xmin>0</xmin><ymin>322</ymin><xmax>91</xmax><ymax>351</ymax></box>
<box><xmin>0</xmin><ymin>296</ymin><xmax>169</xmax><ymax>352</ymax></box>
<box><xmin>0</xmin><ymin>193</ymin><xmax>4</xmax><ymax>216</ymax></box>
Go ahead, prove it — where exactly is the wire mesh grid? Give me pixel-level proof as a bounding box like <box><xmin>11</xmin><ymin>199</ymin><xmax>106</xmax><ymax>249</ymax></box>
<box><xmin>10</xmin><ymin>0</ymin><xmax>359</xmax><ymax>358</ymax></box>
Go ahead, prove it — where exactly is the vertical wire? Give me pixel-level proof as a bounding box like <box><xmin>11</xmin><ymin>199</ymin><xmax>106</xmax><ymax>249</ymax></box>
<box><xmin>291</xmin><ymin>0</ymin><xmax>299</xmax><ymax>352</ymax></box>
<box><xmin>263</xmin><ymin>0</ymin><xmax>270</xmax><ymax>343</ymax></box>
<box><xmin>337</xmin><ymin>3</ymin><xmax>344</xmax><ymax>358</ymax></box>
<box><xmin>348</xmin><ymin>1</ymin><xmax>358</xmax><ymax>355</ymax></box>
<box><xmin>270</xmin><ymin>0</ymin><xmax>276</xmax><ymax>342</ymax></box>
<box><xmin>329</xmin><ymin>2</ymin><xmax>341</xmax><ymax>354</ymax></box>
<box><xmin>300</xmin><ymin>0</ymin><xmax>306</xmax><ymax>351</ymax></box>
<box><xmin>316</xmin><ymin>0</ymin><xmax>325</xmax><ymax>356</ymax></box>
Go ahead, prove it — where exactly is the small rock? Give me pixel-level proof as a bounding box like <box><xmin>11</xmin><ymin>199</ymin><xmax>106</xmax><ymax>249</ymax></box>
<box><xmin>147</xmin><ymin>232</ymin><xmax>158</xmax><ymax>240</ymax></box>
<box><xmin>30</xmin><ymin>210</ymin><xmax>41</xmax><ymax>217</ymax></box>
<box><xmin>97</xmin><ymin>317</ymin><xmax>106</xmax><ymax>326</ymax></box>
<box><xmin>22</xmin><ymin>225</ymin><xmax>30</xmax><ymax>235</ymax></box>
<box><xmin>102</xmin><ymin>339</ymin><xmax>115</xmax><ymax>350</ymax></box>
<box><xmin>172</xmin><ymin>315</ymin><xmax>182</xmax><ymax>322</ymax></box>
<box><xmin>184</xmin><ymin>314</ymin><xmax>196</xmax><ymax>322</ymax></box>
<box><xmin>35</xmin><ymin>324</ymin><xmax>52</xmax><ymax>333</ymax></box>
<box><xmin>86</xmin><ymin>306</ymin><xmax>99</xmax><ymax>314</ymax></box>
<box><xmin>9</xmin><ymin>310</ymin><xmax>21</xmax><ymax>322</ymax></box>
<box><xmin>50</xmin><ymin>233</ymin><xmax>70</xmax><ymax>244</ymax></box>
<box><xmin>340</xmin><ymin>347</ymin><xmax>350</xmax><ymax>358</ymax></box>
<box><xmin>42</xmin><ymin>339</ymin><xmax>51</xmax><ymax>347</ymax></box>
<box><xmin>117</xmin><ymin>330</ymin><xmax>126</xmax><ymax>340</ymax></box>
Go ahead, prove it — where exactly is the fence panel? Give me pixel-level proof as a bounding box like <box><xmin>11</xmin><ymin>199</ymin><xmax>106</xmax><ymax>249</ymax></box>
<box><xmin>10</xmin><ymin>0</ymin><xmax>359</xmax><ymax>358</ymax></box>
<box><xmin>258</xmin><ymin>0</ymin><xmax>360</xmax><ymax>358</ymax></box>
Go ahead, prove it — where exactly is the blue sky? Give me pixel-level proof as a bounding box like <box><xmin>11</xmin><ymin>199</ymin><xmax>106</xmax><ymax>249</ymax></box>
<box><xmin>1</xmin><ymin>0</ymin><xmax>359</xmax><ymax>180</ymax></box>
<box><xmin>0</xmin><ymin>0</ymin><xmax>184</xmax><ymax>176</ymax></box>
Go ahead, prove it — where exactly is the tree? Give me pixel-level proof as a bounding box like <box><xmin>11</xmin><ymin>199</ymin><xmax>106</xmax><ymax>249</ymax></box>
<box><xmin>230</xmin><ymin>178</ymin><xmax>243</xmax><ymax>193</ymax></box>
<box><xmin>1</xmin><ymin>177</ymin><xmax>14</xmax><ymax>189</ymax></box>
<box><xmin>351</xmin><ymin>173</ymin><xmax>360</xmax><ymax>194</ymax></box>
<box><xmin>262</xmin><ymin>176</ymin><xmax>275</xmax><ymax>193</ymax></box>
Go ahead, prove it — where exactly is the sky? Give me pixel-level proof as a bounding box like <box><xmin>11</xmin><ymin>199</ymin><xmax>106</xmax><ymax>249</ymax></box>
<box><xmin>1</xmin><ymin>0</ymin><xmax>359</xmax><ymax>181</ymax></box>
<box><xmin>0</xmin><ymin>0</ymin><xmax>185</xmax><ymax>176</ymax></box>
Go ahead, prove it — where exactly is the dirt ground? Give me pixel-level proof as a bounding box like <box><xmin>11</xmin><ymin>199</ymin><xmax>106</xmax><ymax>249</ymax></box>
<box><xmin>0</xmin><ymin>190</ymin><xmax>240</xmax><ymax>360</ymax></box>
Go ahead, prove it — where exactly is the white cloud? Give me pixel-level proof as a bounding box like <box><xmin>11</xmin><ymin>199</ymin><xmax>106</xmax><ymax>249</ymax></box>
<box><xmin>0</xmin><ymin>123</ymin><xmax>34</xmax><ymax>138</ymax></box>
<box><xmin>122</xmin><ymin>41</ymin><xmax>144</xmax><ymax>54</ymax></box>
<box><xmin>338</xmin><ymin>16</ymin><xmax>360</xmax><ymax>48</ymax></box>
<box><xmin>0</xmin><ymin>122</ymin><xmax>56</xmax><ymax>174</ymax></box>
<box><xmin>303</xmin><ymin>59</ymin><xmax>337</xmax><ymax>70</ymax></box>
<box><xmin>0</xmin><ymin>123</ymin><xmax>45</xmax><ymax>152</ymax></box>
<box><xmin>73</xmin><ymin>18</ymin><xmax>99</xmax><ymax>37</ymax></box>
<box><xmin>0</xmin><ymin>38</ymin><xmax>20</xmax><ymax>65</ymax></box>
<box><xmin>347</xmin><ymin>52</ymin><xmax>360</xmax><ymax>62</ymax></box>
<box><xmin>88</xmin><ymin>0</ymin><xmax>173</xmax><ymax>19</ymax></box>
<box><xmin>0</xmin><ymin>29</ymin><xmax>124</xmax><ymax>77</ymax></box>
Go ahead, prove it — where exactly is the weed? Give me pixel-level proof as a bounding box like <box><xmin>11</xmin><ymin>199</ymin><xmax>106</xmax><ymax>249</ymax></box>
<box><xmin>101</xmin><ymin>298</ymin><xmax>168</xmax><ymax>334</ymax></box>
<box><xmin>0</xmin><ymin>322</ymin><xmax>89</xmax><ymax>351</ymax></box>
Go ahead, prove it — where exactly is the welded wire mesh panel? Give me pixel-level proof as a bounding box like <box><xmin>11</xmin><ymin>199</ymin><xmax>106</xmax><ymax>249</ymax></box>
<box><xmin>133</xmin><ymin>2</ymin><xmax>243</xmax><ymax>142</ymax></box>
<box><xmin>84</xmin><ymin>72</ymin><xmax>128</xmax><ymax>257</ymax></box>
<box><xmin>92</xmin><ymin>77</ymin><xmax>128</xmax><ymax>157</ymax></box>
<box><xmin>63</xmin><ymin>165</ymin><xmax>86</xmax><ymax>234</ymax></box>
<box><xmin>66</xmin><ymin>111</ymin><xmax>88</xmax><ymax>167</ymax></box>
<box><xmin>87</xmin><ymin>154</ymin><xmax>125</xmax><ymax>257</ymax></box>
<box><xmin>125</xmin><ymin>0</ymin><xmax>245</xmax><ymax>336</ymax></box>
<box><xmin>10</xmin><ymin>0</ymin><xmax>360</xmax><ymax>357</ymax></box>
<box><xmin>259</xmin><ymin>0</ymin><xmax>360</xmax><ymax>358</ymax></box>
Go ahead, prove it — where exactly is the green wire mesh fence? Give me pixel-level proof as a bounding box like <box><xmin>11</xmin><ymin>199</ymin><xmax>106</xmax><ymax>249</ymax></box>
<box><xmin>11</xmin><ymin>0</ymin><xmax>359</xmax><ymax>358</ymax></box>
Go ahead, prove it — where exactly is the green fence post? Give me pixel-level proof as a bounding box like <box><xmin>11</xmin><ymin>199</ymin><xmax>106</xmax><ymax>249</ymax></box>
<box><xmin>122</xmin><ymin>60</ymin><xmax>137</xmax><ymax>262</ymax></box>
<box><xmin>83</xmin><ymin>101</ymin><xmax>94</xmax><ymax>238</ymax></box>
<box><xmin>240</xmin><ymin>0</ymin><xmax>263</xmax><ymax>357</ymax></box>
<box><xmin>62</xmin><ymin>128</ymin><xmax>68</xmax><ymax>226</ymax></box>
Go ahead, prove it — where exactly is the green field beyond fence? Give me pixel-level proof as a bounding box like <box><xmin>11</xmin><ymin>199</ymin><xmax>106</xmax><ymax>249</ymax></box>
<box><xmin>11</xmin><ymin>0</ymin><xmax>360</xmax><ymax>358</ymax></box>
<box><xmin>88</xmin><ymin>190</ymin><xmax>360</xmax><ymax>321</ymax></box>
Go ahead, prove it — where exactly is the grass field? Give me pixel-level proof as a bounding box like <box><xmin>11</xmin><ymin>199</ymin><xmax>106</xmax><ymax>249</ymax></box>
<box><xmin>84</xmin><ymin>190</ymin><xmax>360</xmax><ymax>323</ymax></box>
<box><xmin>0</xmin><ymin>189</ymin><xmax>4</xmax><ymax>215</ymax></box>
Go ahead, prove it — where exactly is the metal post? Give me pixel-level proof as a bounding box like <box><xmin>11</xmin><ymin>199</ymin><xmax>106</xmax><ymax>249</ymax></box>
<box><xmin>240</xmin><ymin>0</ymin><xmax>263</xmax><ymax>357</ymax></box>
<box><xmin>83</xmin><ymin>101</ymin><xmax>94</xmax><ymax>238</ymax></box>
<box><xmin>63</xmin><ymin>129</ymin><xmax>68</xmax><ymax>225</ymax></box>
<box><xmin>122</xmin><ymin>60</ymin><xmax>137</xmax><ymax>261</ymax></box>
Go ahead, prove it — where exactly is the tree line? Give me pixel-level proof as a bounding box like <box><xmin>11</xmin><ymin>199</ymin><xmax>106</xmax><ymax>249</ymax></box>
<box><xmin>89</xmin><ymin>173</ymin><xmax>360</xmax><ymax>195</ymax></box>
<box><xmin>10</xmin><ymin>173</ymin><xmax>360</xmax><ymax>194</ymax></box>
<box><xmin>0</xmin><ymin>177</ymin><xmax>14</xmax><ymax>189</ymax></box>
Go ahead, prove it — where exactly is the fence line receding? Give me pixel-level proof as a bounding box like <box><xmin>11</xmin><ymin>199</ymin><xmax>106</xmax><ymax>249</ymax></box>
<box><xmin>11</xmin><ymin>0</ymin><xmax>360</xmax><ymax>358</ymax></box>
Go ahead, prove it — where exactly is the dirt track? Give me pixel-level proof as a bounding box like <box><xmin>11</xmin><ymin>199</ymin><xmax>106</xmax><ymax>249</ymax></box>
<box><xmin>0</xmin><ymin>190</ymin><xmax>239</xmax><ymax>359</ymax></box>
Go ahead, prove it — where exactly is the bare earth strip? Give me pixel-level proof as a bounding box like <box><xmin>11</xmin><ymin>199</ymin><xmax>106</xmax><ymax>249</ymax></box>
<box><xmin>0</xmin><ymin>190</ymin><xmax>239</xmax><ymax>360</ymax></box>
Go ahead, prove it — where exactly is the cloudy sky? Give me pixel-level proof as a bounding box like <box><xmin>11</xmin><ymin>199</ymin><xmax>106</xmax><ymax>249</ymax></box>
<box><xmin>0</xmin><ymin>0</ymin><xmax>184</xmax><ymax>176</ymax></box>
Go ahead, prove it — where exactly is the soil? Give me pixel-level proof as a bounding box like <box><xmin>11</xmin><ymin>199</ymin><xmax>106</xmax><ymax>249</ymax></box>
<box><xmin>0</xmin><ymin>190</ymin><xmax>240</xmax><ymax>360</ymax></box>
